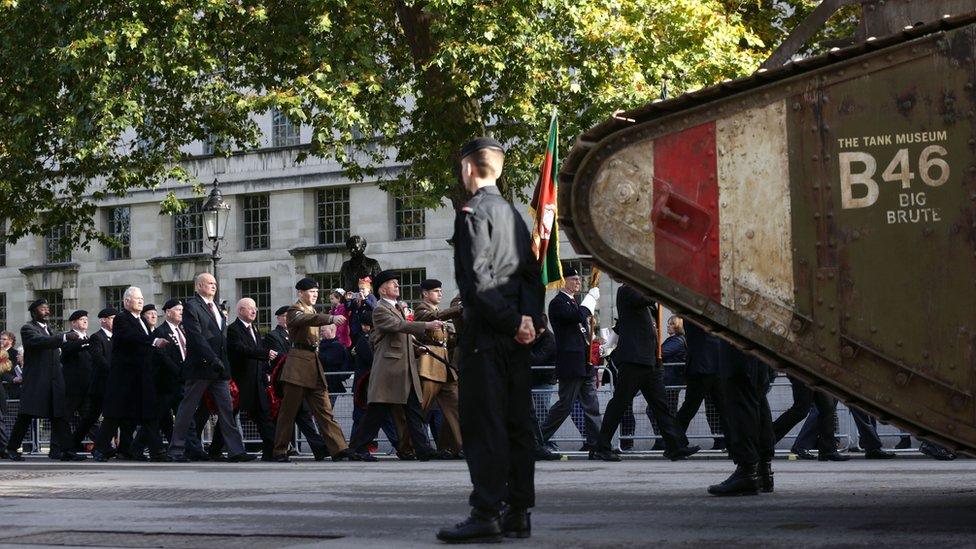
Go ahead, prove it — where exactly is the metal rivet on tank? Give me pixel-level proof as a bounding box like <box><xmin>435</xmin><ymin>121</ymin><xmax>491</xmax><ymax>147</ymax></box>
<box><xmin>818</xmin><ymin>344</ymin><xmax>826</xmax><ymax>351</ymax></box>
<box><xmin>818</xmin><ymin>321</ymin><xmax>825</xmax><ymax>328</ymax></box>
<box><xmin>852</xmin><ymin>230</ymin><xmax>861</xmax><ymax>240</ymax></box>
<box><xmin>827</xmin><ymin>272</ymin><xmax>835</xmax><ymax>279</ymax></box>
<box><xmin>951</xmin><ymin>396</ymin><xmax>965</xmax><ymax>410</ymax></box>
<box><xmin>947</xmin><ymin>424</ymin><xmax>956</xmax><ymax>432</ymax></box>
<box><xmin>790</xmin><ymin>319</ymin><xmax>803</xmax><ymax>332</ymax></box>
<box><xmin>923</xmin><ymin>227</ymin><xmax>933</xmax><ymax>237</ymax></box>
<box><xmin>841</xmin><ymin>346</ymin><xmax>855</xmax><ymax>359</ymax></box>
<box><xmin>914</xmin><ymin>411</ymin><xmax>923</xmax><ymax>418</ymax></box>
<box><xmin>922</xmin><ymin>350</ymin><xmax>930</xmax><ymax>359</ymax></box>
<box><xmin>870</xmin><ymin>326</ymin><xmax>877</xmax><ymax>334</ymax></box>
<box><xmin>966</xmin><ymin>82</ymin><xmax>974</xmax><ymax>91</ymax></box>
<box><xmin>895</xmin><ymin>373</ymin><xmax>908</xmax><ymax>386</ymax></box>
<box><xmin>746</xmin><ymin>230</ymin><xmax>755</xmax><ymax>239</ymax></box>
<box><xmin>896</xmin><ymin>340</ymin><xmax>903</xmax><ymax>347</ymax></box>
<box><xmin>793</xmin><ymin>102</ymin><xmax>802</xmax><ymax>111</ymax></box>
<box><xmin>882</xmin><ymin>395</ymin><xmax>891</xmax><ymax>403</ymax></box>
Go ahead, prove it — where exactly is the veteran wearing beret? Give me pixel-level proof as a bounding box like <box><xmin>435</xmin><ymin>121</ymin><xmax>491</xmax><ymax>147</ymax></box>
<box><xmin>60</xmin><ymin>309</ymin><xmax>93</xmax><ymax>454</ymax></box>
<box><xmin>271</xmin><ymin>277</ymin><xmax>360</xmax><ymax>462</ymax></box>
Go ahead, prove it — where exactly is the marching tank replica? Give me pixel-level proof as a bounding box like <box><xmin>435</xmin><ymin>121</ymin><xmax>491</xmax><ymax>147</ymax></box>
<box><xmin>558</xmin><ymin>0</ymin><xmax>976</xmax><ymax>454</ymax></box>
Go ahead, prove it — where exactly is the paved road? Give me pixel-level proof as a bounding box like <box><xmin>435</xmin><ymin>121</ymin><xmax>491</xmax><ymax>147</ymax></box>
<box><xmin>0</xmin><ymin>455</ymin><xmax>973</xmax><ymax>548</ymax></box>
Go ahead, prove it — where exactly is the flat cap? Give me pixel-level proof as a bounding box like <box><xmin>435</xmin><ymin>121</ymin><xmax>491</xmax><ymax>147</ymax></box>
<box><xmin>274</xmin><ymin>305</ymin><xmax>290</xmax><ymax>316</ymax></box>
<box><xmin>460</xmin><ymin>137</ymin><xmax>504</xmax><ymax>159</ymax></box>
<box><xmin>97</xmin><ymin>307</ymin><xmax>118</xmax><ymax>319</ymax></box>
<box><xmin>563</xmin><ymin>266</ymin><xmax>580</xmax><ymax>278</ymax></box>
<box><xmin>68</xmin><ymin>310</ymin><xmax>88</xmax><ymax>321</ymax></box>
<box><xmin>372</xmin><ymin>270</ymin><xmax>400</xmax><ymax>296</ymax></box>
<box><xmin>28</xmin><ymin>299</ymin><xmax>48</xmax><ymax>312</ymax></box>
<box><xmin>162</xmin><ymin>298</ymin><xmax>182</xmax><ymax>311</ymax></box>
<box><xmin>295</xmin><ymin>277</ymin><xmax>319</xmax><ymax>291</ymax></box>
<box><xmin>420</xmin><ymin>279</ymin><xmax>442</xmax><ymax>291</ymax></box>
<box><xmin>142</xmin><ymin>304</ymin><xmax>156</xmax><ymax>313</ymax></box>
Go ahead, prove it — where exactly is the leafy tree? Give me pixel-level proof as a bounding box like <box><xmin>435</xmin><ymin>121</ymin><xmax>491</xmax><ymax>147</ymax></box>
<box><xmin>0</xmin><ymin>0</ymin><xmax>771</xmax><ymax>253</ymax></box>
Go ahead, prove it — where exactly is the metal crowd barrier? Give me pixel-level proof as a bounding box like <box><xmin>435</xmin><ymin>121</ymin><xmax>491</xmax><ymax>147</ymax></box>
<box><xmin>4</xmin><ymin>362</ymin><xmax>915</xmax><ymax>455</ymax></box>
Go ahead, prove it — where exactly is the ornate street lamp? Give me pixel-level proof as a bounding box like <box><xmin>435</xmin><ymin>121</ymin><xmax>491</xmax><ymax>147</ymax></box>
<box><xmin>202</xmin><ymin>178</ymin><xmax>231</xmax><ymax>300</ymax></box>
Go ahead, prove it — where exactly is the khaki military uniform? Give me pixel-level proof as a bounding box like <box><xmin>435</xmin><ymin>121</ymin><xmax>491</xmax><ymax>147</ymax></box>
<box><xmin>272</xmin><ymin>301</ymin><xmax>349</xmax><ymax>458</ymax></box>
<box><xmin>413</xmin><ymin>300</ymin><xmax>462</xmax><ymax>453</ymax></box>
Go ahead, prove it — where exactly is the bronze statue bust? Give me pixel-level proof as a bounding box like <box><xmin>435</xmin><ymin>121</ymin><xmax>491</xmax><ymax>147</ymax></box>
<box><xmin>339</xmin><ymin>235</ymin><xmax>382</xmax><ymax>291</ymax></box>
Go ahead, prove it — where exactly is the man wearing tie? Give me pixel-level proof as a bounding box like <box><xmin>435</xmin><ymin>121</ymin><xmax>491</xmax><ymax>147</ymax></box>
<box><xmin>222</xmin><ymin>298</ymin><xmax>277</xmax><ymax>460</ymax></box>
<box><xmin>60</xmin><ymin>310</ymin><xmax>93</xmax><ymax>454</ymax></box>
<box><xmin>4</xmin><ymin>299</ymin><xmax>85</xmax><ymax>461</ymax></box>
<box><xmin>167</xmin><ymin>273</ymin><xmax>254</xmax><ymax>462</ymax></box>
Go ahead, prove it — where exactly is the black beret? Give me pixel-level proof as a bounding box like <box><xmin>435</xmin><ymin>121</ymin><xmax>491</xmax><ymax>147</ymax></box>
<box><xmin>295</xmin><ymin>277</ymin><xmax>319</xmax><ymax>291</ymax></box>
<box><xmin>274</xmin><ymin>305</ymin><xmax>289</xmax><ymax>316</ymax></box>
<box><xmin>162</xmin><ymin>298</ymin><xmax>182</xmax><ymax>311</ymax></box>
<box><xmin>142</xmin><ymin>304</ymin><xmax>156</xmax><ymax>313</ymax></box>
<box><xmin>372</xmin><ymin>270</ymin><xmax>401</xmax><ymax>296</ymax></box>
<box><xmin>97</xmin><ymin>307</ymin><xmax>118</xmax><ymax>319</ymax></box>
<box><xmin>28</xmin><ymin>299</ymin><xmax>48</xmax><ymax>312</ymax></box>
<box><xmin>420</xmin><ymin>279</ymin><xmax>442</xmax><ymax>291</ymax></box>
<box><xmin>460</xmin><ymin>137</ymin><xmax>504</xmax><ymax>159</ymax></box>
<box><xmin>563</xmin><ymin>266</ymin><xmax>580</xmax><ymax>278</ymax></box>
<box><xmin>68</xmin><ymin>310</ymin><xmax>88</xmax><ymax>321</ymax></box>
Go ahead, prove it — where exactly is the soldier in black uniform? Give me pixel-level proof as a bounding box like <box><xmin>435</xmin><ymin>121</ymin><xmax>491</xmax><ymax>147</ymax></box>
<box><xmin>437</xmin><ymin>137</ymin><xmax>544</xmax><ymax>543</ymax></box>
<box><xmin>708</xmin><ymin>340</ymin><xmax>775</xmax><ymax>496</ymax></box>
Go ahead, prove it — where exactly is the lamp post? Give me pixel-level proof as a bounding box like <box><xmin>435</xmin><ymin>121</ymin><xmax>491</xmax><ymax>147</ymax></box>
<box><xmin>202</xmin><ymin>178</ymin><xmax>231</xmax><ymax>302</ymax></box>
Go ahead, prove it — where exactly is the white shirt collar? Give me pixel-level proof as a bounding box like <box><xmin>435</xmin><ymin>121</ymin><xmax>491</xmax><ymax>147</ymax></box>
<box><xmin>166</xmin><ymin>320</ymin><xmax>181</xmax><ymax>332</ymax></box>
<box><xmin>242</xmin><ymin>320</ymin><xmax>252</xmax><ymax>330</ymax></box>
<box><xmin>381</xmin><ymin>297</ymin><xmax>398</xmax><ymax>307</ymax></box>
<box><xmin>101</xmin><ymin>327</ymin><xmax>113</xmax><ymax>338</ymax></box>
<box><xmin>73</xmin><ymin>329</ymin><xmax>86</xmax><ymax>337</ymax></box>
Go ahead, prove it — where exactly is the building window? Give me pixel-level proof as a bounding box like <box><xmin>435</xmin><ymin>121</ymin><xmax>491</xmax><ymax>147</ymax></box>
<box><xmin>106</xmin><ymin>206</ymin><xmax>131</xmax><ymax>260</ymax></box>
<box><xmin>271</xmin><ymin>108</ymin><xmax>301</xmax><ymax>147</ymax></box>
<box><xmin>0</xmin><ymin>293</ymin><xmax>6</xmax><ymax>332</ymax></box>
<box><xmin>45</xmin><ymin>224</ymin><xmax>71</xmax><ymax>263</ymax></box>
<box><xmin>202</xmin><ymin>134</ymin><xmax>219</xmax><ymax>156</ymax></box>
<box><xmin>560</xmin><ymin>259</ymin><xmax>593</xmax><ymax>303</ymax></box>
<box><xmin>310</xmin><ymin>272</ymin><xmax>343</xmax><ymax>305</ymax></box>
<box><xmin>238</xmin><ymin>277</ymin><xmax>271</xmax><ymax>330</ymax></box>
<box><xmin>165</xmin><ymin>281</ymin><xmax>196</xmax><ymax>304</ymax></box>
<box><xmin>399</xmin><ymin>268</ymin><xmax>427</xmax><ymax>309</ymax></box>
<box><xmin>101</xmin><ymin>286</ymin><xmax>128</xmax><ymax>312</ymax></box>
<box><xmin>394</xmin><ymin>191</ymin><xmax>426</xmax><ymax>241</ymax></box>
<box><xmin>36</xmin><ymin>290</ymin><xmax>64</xmax><ymax>333</ymax></box>
<box><xmin>174</xmin><ymin>199</ymin><xmax>204</xmax><ymax>256</ymax></box>
<box><xmin>316</xmin><ymin>187</ymin><xmax>350</xmax><ymax>246</ymax></box>
<box><xmin>0</xmin><ymin>219</ymin><xmax>6</xmax><ymax>267</ymax></box>
<box><xmin>241</xmin><ymin>194</ymin><xmax>270</xmax><ymax>251</ymax></box>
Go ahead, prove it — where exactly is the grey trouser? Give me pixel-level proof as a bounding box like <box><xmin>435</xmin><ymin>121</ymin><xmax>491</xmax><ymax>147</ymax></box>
<box><xmin>541</xmin><ymin>375</ymin><xmax>602</xmax><ymax>446</ymax></box>
<box><xmin>168</xmin><ymin>379</ymin><xmax>244</xmax><ymax>457</ymax></box>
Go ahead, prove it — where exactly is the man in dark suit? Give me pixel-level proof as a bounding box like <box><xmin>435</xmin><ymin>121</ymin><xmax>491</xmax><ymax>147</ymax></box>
<box><xmin>262</xmin><ymin>306</ymin><xmax>330</xmax><ymax>460</ymax></box>
<box><xmin>221</xmin><ymin>298</ymin><xmax>277</xmax><ymax>460</ymax></box>
<box><xmin>92</xmin><ymin>287</ymin><xmax>173</xmax><ymax>462</ymax></box>
<box><xmin>4</xmin><ymin>299</ymin><xmax>84</xmax><ymax>461</ymax></box>
<box><xmin>60</xmin><ymin>310</ymin><xmax>93</xmax><ymax>454</ymax></box>
<box><xmin>72</xmin><ymin>308</ymin><xmax>115</xmax><ymax>451</ymax></box>
<box><xmin>675</xmin><ymin>322</ymin><xmax>728</xmax><ymax>449</ymax></box>
<box><xmin>167</xmin><ymin>272</ymin><xmax>254</xmax><ymax>462</ymax></box>
<box><xmin>591</xmin><ymin>285</ymin><xmax>700</xmax><ymax>461</ymax></box>
<box><xmin>539</xmin><ymin>268</ymin><xmax>602</xmax><ymax>449</ymax></box>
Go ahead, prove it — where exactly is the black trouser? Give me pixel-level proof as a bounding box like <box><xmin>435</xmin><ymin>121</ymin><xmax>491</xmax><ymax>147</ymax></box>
<box><xmin>349</xmin><ymin>388</ymin><xmax>431</xmax><ymax>455</ymax></box>
<box><xmin>211</xmin><ymin>405</ymin><xmax>276</xmax><ymax>458</ymax></box>
<box><xmin>597</xmin><ymin>363</ymin><xmax>687</xmax><ymax>452</ymax></box>
<box><xmin>850</xmin><ymin>408</ymin><xmax>883</xmax><ymax>451</ymax></box>
<box><xmin>772</xmin><ymin>375</ymin><xmax>835</xmax><ymax>453</ymax></box>
<box><xmin>130</xmin><ymin>392</ymin><xmax>181</xmax><ymax>456</ymax></box>
<box><xmin>459</xmin><ymin>344</ymin><xmax>535</xmax><ymax>513</ymax></box>
<box><xmin>722</xmin><ymin>360</ymin><xmax>774</xmax><ymax>465</ymax></box>
<box><xmin>96</xmin><ymin>418</ymin><xmax>163</xmax><ymax>456</ymax></box>
<box><xmin>7</xmin><ymin>414</ymin><xmax>71</xmax><ymax>454</ymax></box>
<box><xmin>68</xmin><ymin>392</ymin><xmax>104</xmax><ymax>450</ymax></box>
<box><xmin>675</xmin><ymin>373</ymin><xmax>727</xmax><ymax>440</ymax></box>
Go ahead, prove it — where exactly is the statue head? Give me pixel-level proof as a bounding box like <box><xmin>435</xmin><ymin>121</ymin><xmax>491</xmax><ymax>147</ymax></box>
<box><xmin>346</xmin><ymin>235</ymin><xmax>367</xmax><ymax>258</ymax></box>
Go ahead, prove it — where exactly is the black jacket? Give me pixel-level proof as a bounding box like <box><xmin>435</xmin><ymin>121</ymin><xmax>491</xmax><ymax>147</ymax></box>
<box><xmin>151</xmin><ymin>322</ymin><xmax>186</xmax><ymax>398</ymax></box>
<box><xmin>319</xmin><ymin>337</ymin><xmax>350</xmax><ymax>394</ymax></box>
<box><xmin>18</xmin><ymin>321</ymin><xmax>67</xmax><ymax>417</ymax></box>
<box><xmin>683</xmin><ymin>321</ymin><xmax>722</xmax><ymax>376</ymax></box>
<box><xmin>262</xmin><ymin>325</ymin><xmax>291</xmax><ymax>356</ymax></box>
<box><xmin>529</xmin><ymin>329</ymin><xmax>556</xmax><ymax>387</ymax></box>
<box><xmin>101</xmin><ymin>311</ymin><xmax>158</xmax><ymax>420</ymax></box>
<box><xmin>0</xmin><ymin>348</ymin><xmax>18</xmax><ymax>404</ymax></box>
<box><xmin>610</xmin><ymin>285</ymin><xmax>658</xmax><ymax>367</ymax></box>
<box><xmin>181</xmin><ymin>294</ymin><xmax>230</xmax><ymax>380</ymax></box>
<box><xmin>227</xmin><ymin>319</ymin><xmax>271</xmax><ymax>412</ymax></box>
<box><xmin>60</xmin><ymin>332</ymin><xmax>93</xmax><ymax>397</ymax></box>
<box><xmin>88</xmin><ymin>329</ymin><xmax>112</xmax><ymax>397</ymax></box>
<box><xmin>453</xmin><ymin>185</ymin><xmax>544</xmax><ymax>351</ymax></box>
<box><xmin>548</xmin><ymin>291</ymin><xmax>591</xmax><ymax>379</ymax></box>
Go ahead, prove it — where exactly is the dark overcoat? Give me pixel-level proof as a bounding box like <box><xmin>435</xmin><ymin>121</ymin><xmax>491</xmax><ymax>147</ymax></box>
<box><xmin>151</xmin><ymin>322</ymin><xmax>185</xmax><ymax>399</ymax></box>
<box><xmin>548</xmin><ymin>291</ymin><xmax>591</xmax><ymax>379</ymax></box>
<box><xmin>101</xmin><ymin>311</ymin><xmax>158</xmax><ymax>420</ymax></box>
<box><xmin>19</xmin><ymin>321</ymin><xmax>67</xmax><ymax>418</ymax></box>
<box><xmin>60</xmin><ymin>334</ymin><xmax>93</xmax><ymax>397</ymax></box>
<box><xmin>88</xmin><ymin>330</ymin><xmax>112</xmax><ymax>397</ymax></box>
<box><xmin>227</xmin><ymin>319</ymin><xmax>271</xmax><ymax>412</ymax></box>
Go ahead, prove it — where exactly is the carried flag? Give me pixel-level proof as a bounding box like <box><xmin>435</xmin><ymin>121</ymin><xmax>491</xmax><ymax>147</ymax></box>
<box><xmin>530</xmin><ymin>108</ymin><xmax>563</xmax><ymax>289</ymax></box>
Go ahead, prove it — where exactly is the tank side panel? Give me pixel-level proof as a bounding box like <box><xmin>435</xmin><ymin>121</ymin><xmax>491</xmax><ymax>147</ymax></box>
<box><xmin>652</xmin><ymin>123</ymin><xmax>721</xmax><ymax>301</ymax></box>
<box><xmin>590</xmin><ymin>139</ymin><xmax>656</xmax><ymax>271</ymax></box>
<box><xmin>716</xmin><ymin>100</ymin><xmax>796</xmax><ymax>340</ymax></box>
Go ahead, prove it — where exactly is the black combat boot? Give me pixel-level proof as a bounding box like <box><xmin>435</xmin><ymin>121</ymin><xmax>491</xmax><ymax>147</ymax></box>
<box><xmin>758</xmin><ymin>461</ymin><xmax>774</xmax><ymax>493</ymax></box>
<box><xmin>501</xmin><ymin>507</ymin><xmax>531</xmax><ymax>539</ymax></box>
<box><xmin>707</xmin><ymin>463</ymin><xmax>759</xmax><ymax>496</ymax></box>
<box><xmin>436</xmin><ymin>508</ymin><xmax>502</xmax><ymax>544</ymax></box>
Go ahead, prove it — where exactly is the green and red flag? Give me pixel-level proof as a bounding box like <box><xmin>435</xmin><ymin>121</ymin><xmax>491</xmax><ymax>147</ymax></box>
<box><xmin>530</xmin><ymin>109</ymin><xmax>563</xmax><ymax>289</ymax></box>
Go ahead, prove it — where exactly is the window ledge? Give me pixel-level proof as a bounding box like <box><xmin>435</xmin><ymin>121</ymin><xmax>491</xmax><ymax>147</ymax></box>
<box><xmin>288</xmin><ymin>244</ymin><xmax>345</xmax><ymax>257</ymax></box>
<box><xmin>146</xmin><ymin>253</ymin><xmax>212</xmax><ymax>266</ymax></box>
<box><xmin>19</xmin><ymin>262</ymin><xmax>80</xmax><ymax>275</ymax></box>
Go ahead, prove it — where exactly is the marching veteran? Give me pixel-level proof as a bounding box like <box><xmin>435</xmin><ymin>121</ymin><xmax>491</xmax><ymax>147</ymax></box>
<box><xmin>272</xmin><ymin>277</ymin><xmax>360</xmax><ymax>462</ymax></box>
